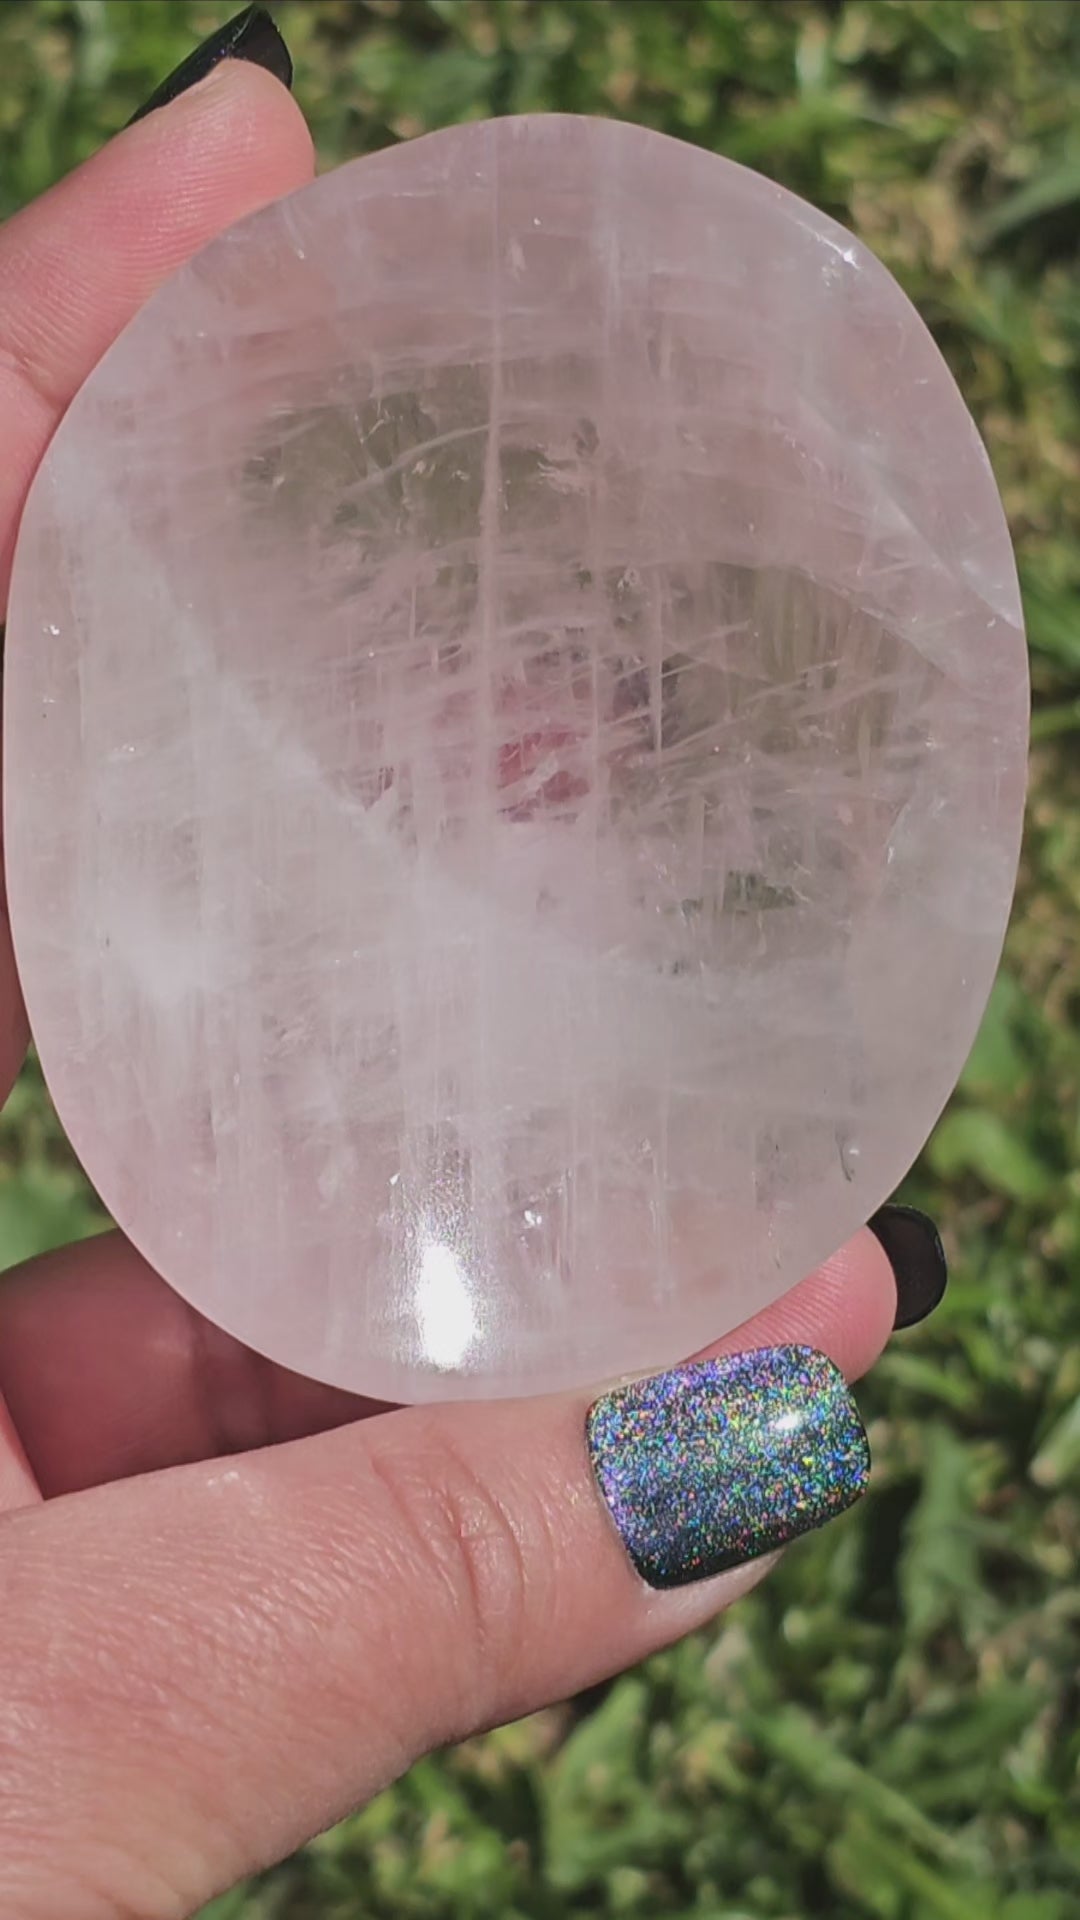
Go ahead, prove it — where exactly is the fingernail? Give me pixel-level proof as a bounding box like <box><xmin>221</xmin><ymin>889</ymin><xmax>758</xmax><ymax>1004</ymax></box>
<box><xmin>586</xmin><ymin>1345</ymin><xmax>870</xmax><ymax>1591</ymax></box>
<box><xmin>868</xmin><ymin>1204</ymin><xmax>948</xmax><ymax>1330</ymax></box>
<box><xmin>126</xmin><ymin>5</ymin><xmax>293</xmax><ymax>127</ymax></box>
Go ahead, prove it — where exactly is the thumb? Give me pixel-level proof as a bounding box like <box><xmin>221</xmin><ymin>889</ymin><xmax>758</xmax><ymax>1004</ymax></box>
<box><xmin>0</xmin><ymin>1235</ymin><xmax>893</xmax><ymax>1918</ymax></box>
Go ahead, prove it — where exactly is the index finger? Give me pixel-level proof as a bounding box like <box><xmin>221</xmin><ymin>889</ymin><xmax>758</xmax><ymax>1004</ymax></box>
<box><xmin>0</xmin><ymin>59</ymin><xmax>313</xmax><ymax>597</ymax></box>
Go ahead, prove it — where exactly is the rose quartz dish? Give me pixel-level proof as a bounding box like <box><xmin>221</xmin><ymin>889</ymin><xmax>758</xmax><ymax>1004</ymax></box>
<box><xmin>4</xmin><ymin>115</ymin><xmax>1028</xmax><ymax>1401</ymax></box>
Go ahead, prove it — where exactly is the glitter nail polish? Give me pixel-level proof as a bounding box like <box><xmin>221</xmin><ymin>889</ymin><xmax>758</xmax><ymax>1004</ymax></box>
<box><xmin>586</xmin><ymin>1344</ymin><xmax>870</xmax><ymax>1590</ymax></box>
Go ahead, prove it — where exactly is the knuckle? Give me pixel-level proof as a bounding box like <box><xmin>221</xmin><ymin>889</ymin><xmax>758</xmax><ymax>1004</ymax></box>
<box><xmin>367</xmin><ymin>1425</ymin><xmax>537</xmax><ymax>1727</ymax></box>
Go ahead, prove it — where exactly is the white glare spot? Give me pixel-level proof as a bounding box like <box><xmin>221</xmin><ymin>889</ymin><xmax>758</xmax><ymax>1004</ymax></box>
<box><xmin>774</xmin><ymin>1409</ymin><xmax>806</xmax><ymax>1436</ymax></box>
<box><xmin>417</xmin><ymin>1240</ymin><xmax>477</xmax><ymax>1369</ymax></box>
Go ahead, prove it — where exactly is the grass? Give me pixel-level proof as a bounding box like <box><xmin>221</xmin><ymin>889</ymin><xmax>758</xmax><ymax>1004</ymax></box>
<box><xmin>1</xmin><ymin>1</ymin><xmax>1079</xmax><ymax>1914</ymax></box>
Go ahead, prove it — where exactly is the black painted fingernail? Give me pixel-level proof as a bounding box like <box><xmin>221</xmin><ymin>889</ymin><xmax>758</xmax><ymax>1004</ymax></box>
<box><xmin>126</xmin><ymin>5</ymin><xmax>293</xmax><ymax>127</ymax></box>
<box><xmin>869</xmin><ymin>1204</ymin><xmax>948</xmax><ymax>1330</ymax></box>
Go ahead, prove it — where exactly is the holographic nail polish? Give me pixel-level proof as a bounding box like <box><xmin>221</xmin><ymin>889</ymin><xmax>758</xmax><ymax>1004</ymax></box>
<box><xmin>586</xmin><ymin>1344</ymin><xmax>870</xmax><ymax>1590</ymax></box>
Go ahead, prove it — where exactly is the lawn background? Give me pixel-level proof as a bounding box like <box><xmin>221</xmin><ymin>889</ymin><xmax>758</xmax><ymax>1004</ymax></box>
<box><xmin>0</xmin><ymin>2</ymin><xmax>1078</xmax><ymax>1915</ymax></box>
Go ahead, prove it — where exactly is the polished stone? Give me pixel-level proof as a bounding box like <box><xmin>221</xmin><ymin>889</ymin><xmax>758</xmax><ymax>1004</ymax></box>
<box><xmin>4</xmin><ymin>116</ymin><xmax>1029</xmax><ymax>1399</ymax></box>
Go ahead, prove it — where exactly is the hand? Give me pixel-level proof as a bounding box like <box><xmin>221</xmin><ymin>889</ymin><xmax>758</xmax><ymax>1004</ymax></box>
<box><xmin>0</xmin><ymin>41</ymin><xmax>911</xmax><ymax>1920</ymax></box>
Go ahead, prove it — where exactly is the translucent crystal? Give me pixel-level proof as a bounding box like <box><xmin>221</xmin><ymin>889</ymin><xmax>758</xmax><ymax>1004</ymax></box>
<box><xmin>4</xmin><ymin>116</ymin><xmax>1028</xmax><ymax>1400</ymax></box>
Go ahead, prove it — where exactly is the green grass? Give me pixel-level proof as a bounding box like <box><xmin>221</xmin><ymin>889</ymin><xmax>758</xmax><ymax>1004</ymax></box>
<box><xmin>2</xmin><ymin>2</ymin><xmax>1079</xmax><ymax>1914</ymax></box>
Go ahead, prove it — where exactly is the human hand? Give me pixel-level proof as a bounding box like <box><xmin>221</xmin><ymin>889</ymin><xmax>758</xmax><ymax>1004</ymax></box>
<box><xmin>0</xmin><ymin>16</ymin><xmax>942</xmax><ymax>1915</ymax></box>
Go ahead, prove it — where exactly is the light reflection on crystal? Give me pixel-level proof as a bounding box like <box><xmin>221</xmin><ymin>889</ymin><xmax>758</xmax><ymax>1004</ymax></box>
<box><xmin>416</xmin><ymin>1239</ymin><xmax>478</xmax><ymax>1371</ymax></box>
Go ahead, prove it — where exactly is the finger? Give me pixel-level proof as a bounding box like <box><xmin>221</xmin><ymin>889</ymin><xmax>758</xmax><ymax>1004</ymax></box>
<box><xmin>0</xmin><ymin>1232</ymin><xmax>377</xmax><ymax>1500</ymax></box>
<box><xmin>0</xmin><ymin>1248</ymin><xmax>890</xmax><ymax>1915</ymax></box>
<box><xmin>0</xmin><ymin>1225</ymin><xmax>895</xmax><ymax>1498</ymax></box>
<box><xmin>0</xmin><ymin>58</ymin><xmax>314</xmax><ymax>602</ymax></box>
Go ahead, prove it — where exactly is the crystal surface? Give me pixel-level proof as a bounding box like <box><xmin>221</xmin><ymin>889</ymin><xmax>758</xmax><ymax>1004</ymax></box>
<box><xmin>4</xmin><ymin>116</ymin><xmax>1028</xmax><ymax>1401</ymax></box>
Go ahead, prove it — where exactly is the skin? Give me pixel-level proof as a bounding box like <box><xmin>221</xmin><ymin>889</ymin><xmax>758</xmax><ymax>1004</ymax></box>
<box><xmin>0</xmin><ymin>66</ymin><xmax>898</xmax><ymax>1918</ymax></box>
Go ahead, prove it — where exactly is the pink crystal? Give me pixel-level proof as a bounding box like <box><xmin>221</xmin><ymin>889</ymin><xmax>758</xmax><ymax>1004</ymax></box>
<box><xmin>4</xmin><ymin>116</ymin><xmax>1028</xmax><ymax>1400</ymax></box>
